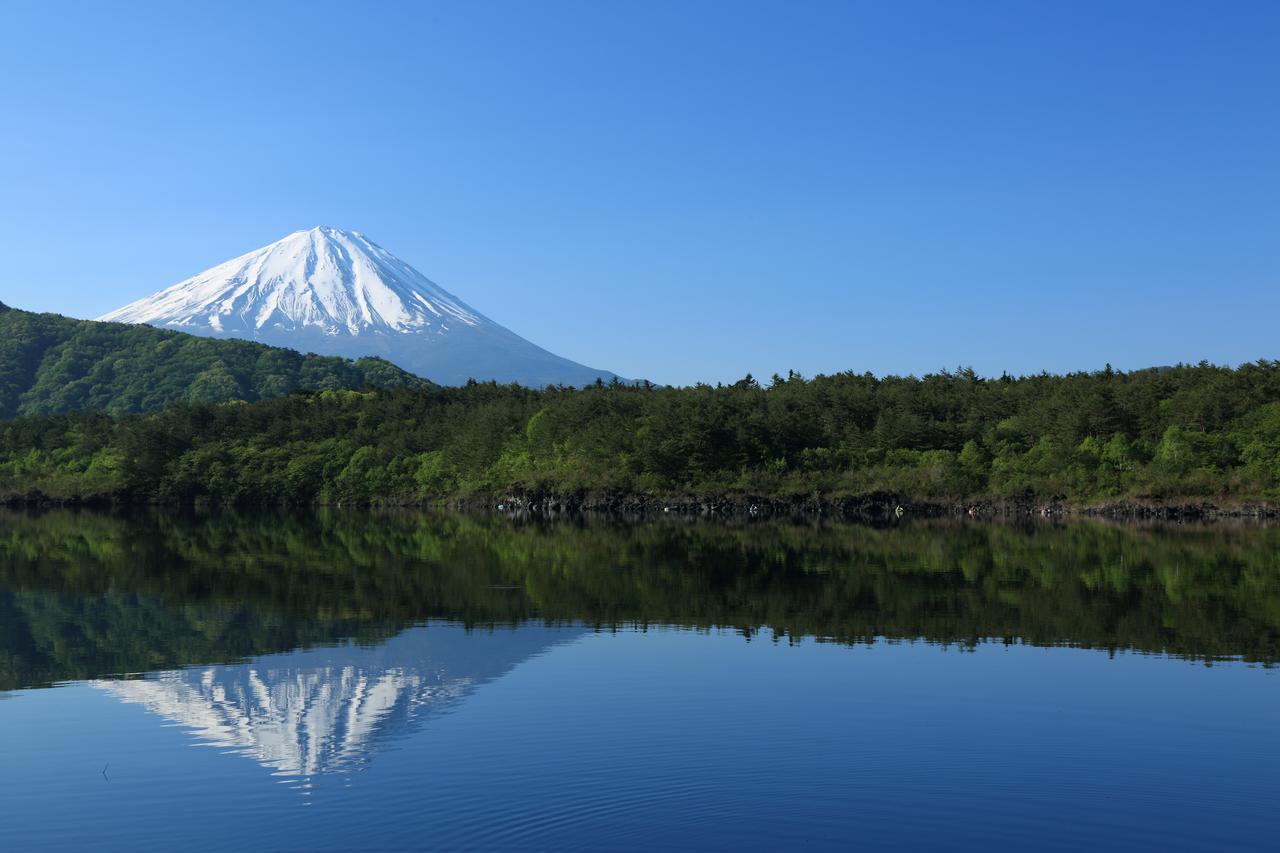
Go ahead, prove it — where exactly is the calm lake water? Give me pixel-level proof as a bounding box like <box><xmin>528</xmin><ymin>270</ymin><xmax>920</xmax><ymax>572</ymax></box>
<box><xmin>0</xmin><ymin>510</ymin><xmax>1277</xmax><ymax>851</ymax></box>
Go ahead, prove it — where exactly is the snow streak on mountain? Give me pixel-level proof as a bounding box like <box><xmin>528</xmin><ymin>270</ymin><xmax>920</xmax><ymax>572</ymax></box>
<box><xmin>99</xmin><ymin>226</ymin><xmax>620</xmax><ymax>386</ymax></box>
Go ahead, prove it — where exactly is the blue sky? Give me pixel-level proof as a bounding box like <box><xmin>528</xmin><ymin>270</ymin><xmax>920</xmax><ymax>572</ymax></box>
<box><xmin>1</xmin><ymin>1</ymin><xmax>1276</xmax><ymax>385</ymax></box>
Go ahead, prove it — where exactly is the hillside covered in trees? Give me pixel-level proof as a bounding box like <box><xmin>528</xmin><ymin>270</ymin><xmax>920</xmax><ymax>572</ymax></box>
<box><xmin>0</xmin><ymin>360</ymin><xmax>1277</xmax><ymax>506</ymax></box>
<box><xmin>0</xmin><ymin>302</ymin><xmax>425</xmax><ymax>417</ymax></box>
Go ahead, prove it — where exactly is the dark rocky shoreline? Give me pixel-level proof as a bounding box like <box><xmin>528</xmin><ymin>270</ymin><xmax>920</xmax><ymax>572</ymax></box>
<box><xmin>462</xmin><ymin>490</ymin><xmax>1279</xmax><ymax>523</ymax></box>
<box><xmin>2</xmin><ymin>489</ymin><xmax>1276</xmax><ymax>523</ymax></box>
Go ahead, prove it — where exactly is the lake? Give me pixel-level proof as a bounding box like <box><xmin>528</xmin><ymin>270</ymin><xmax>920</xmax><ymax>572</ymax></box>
<box><xmin>0</xmin><ymin>510</ymin><xmax>1277</xmax><ymax>851</ymax></box>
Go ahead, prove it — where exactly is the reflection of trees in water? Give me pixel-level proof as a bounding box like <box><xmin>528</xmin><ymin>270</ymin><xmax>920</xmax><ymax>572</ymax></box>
<box><xmin>1</xmin><ymin>510</ymin><xmax>1279</xmax><ymax>689</ymax></box>
<box><xmin>95</xmin><ymin>623</ymin><xmax>580</xmax><ymax>779</ymax></box>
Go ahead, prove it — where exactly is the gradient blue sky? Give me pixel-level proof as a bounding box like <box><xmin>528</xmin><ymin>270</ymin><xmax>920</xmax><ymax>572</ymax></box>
<box><xmin>1</xmin><ymin>1</ymin><xmax>1276</xmax><ymax>385</ymax></box>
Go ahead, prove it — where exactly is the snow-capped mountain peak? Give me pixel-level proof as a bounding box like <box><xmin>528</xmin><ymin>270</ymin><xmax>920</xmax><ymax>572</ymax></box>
<box><xmin>98</xmin><ymin>227</ymin><xmax>622</xmax><ymax>386</ymax></box>
<box><xmin>100</xmin><ymin>226</ymin><xmax>483</xmax><ymax>337</ymax></box>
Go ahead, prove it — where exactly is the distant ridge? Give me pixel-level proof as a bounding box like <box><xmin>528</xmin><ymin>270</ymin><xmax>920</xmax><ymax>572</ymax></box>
<box><xmin>0</xmin><ymin>304</ymin><xmax>424</xmax><ymax>418</ymax></box>
<box><xmin>100</xmin><ymin>226</ymin><xmax>623</xmax><ymax>387</ymax></box>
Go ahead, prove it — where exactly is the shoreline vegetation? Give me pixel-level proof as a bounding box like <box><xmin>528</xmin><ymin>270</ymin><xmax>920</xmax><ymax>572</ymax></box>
<box><xmin>1</xmin><ymin>359</ymin><xmax>1278</xmax><ymax>520</ymax></box>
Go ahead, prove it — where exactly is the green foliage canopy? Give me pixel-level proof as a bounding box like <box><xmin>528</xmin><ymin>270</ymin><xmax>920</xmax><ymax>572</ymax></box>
<box><xmin>0</xmin><ymin>302</ymin><xmax>425</xmax><ymax>418</ymax></box>
<box><xmin>2</xmin><ymin>360</ymin><xmax>1279</xmax><ymax>504</ymax></box>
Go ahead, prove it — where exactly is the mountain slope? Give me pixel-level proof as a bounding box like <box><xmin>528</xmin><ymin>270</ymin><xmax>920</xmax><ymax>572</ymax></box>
<box><xmin>99</xmin><ymin>226</ymin><xmax>622</xmax><ymax>386</ymax></box>
<box><xmin>0</xmin><ymin>302</ymin><xmax>424</xmax><ymax>418</ymax></box>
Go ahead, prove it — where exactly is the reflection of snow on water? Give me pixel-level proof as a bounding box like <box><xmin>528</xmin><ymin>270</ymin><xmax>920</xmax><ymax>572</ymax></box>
<box><xmin>94</xmin><ymin>624</ymin><xmax>583</xmax><ymax>780</ymax></box>
<box><xmin>98</xmin><ymin>665</ymin><xmax>472</xmax><ymax>778</ymax></box>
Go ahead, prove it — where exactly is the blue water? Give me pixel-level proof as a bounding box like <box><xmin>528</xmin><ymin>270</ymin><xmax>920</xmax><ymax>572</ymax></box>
<box><xmin>2</xmin><ymin>625</ymin><xmax>1277</xmax><ymax>851</ymax></box>
<box><xmin>1</xmin><ymin>511</ymin><xmax>1279</xmax><ymax>850</ymax></box>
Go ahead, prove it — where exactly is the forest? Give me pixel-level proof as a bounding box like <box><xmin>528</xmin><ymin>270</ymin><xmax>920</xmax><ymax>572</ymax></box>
<box><xmin>1</xmin><ymin>358</ymin><xmax>1278</xmax><ymax>506</ymax></box>
<box><xmin>0</xmin><ymin>302</ymin><xmax>423</xmax><ymax>417</ymax></box>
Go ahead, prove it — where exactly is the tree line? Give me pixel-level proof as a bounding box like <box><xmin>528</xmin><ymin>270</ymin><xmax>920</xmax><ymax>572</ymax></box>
<box><xmin>1</xmin><ymin>359</ymin><xmax>1278</xmax><ymax>504</ymax></box>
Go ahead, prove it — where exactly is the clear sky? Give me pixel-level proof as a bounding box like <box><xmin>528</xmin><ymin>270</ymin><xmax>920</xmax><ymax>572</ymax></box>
<box><xmin>1</xmin><ymin>1</ymin><xmax>1276</xmax><ymax>386</ymax></box>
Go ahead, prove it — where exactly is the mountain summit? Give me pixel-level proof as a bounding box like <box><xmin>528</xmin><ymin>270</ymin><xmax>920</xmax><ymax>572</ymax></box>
<box><xmin>99</xmin><ymin>226</ymin><xmax>620</xmax><ymax>386</ymax></box>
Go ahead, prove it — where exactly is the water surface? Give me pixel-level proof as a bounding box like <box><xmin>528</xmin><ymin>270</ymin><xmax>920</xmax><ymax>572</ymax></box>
<box><xmin>0</xmin><ymin>510</ymin><xmax>1276</xmax><ymax>850</ymax></box>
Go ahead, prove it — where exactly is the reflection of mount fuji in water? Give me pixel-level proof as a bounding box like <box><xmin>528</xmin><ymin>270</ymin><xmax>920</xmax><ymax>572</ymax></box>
<box><xmin>95</xmin><ymin>623</ymin><xmax>584</xmax><ymax>779</ymax></box>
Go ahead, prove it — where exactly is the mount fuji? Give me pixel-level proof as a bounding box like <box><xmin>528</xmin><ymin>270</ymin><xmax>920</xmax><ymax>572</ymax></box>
<box><xmin>98</xmin><ymin>226</ymin><xmax>622</xmax><ymax>386</ymax></box>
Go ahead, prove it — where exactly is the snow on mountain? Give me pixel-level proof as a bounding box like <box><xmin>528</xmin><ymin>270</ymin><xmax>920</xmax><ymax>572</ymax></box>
<box><xmin>98</xmin><ymin>226</ymin><xmax>621</xmax><ymax>386</ymax></box>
